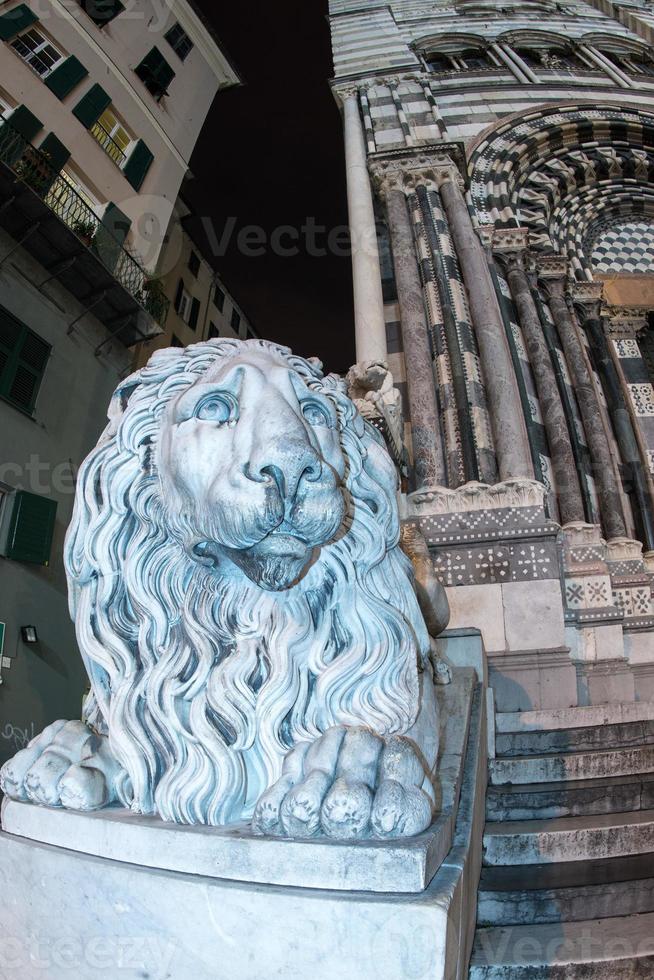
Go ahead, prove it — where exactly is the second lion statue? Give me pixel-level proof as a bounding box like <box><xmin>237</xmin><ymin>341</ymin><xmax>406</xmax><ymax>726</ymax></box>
<box><xmin>1</xmin><ymin>339</ymin><xmax>448</xmax><ymax>841</ymax></box>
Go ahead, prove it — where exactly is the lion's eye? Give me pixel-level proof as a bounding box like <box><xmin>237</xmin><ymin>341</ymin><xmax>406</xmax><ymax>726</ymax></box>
<box><xmin>195</xmin><ymin>395</ymin><xmax>234</xmax><ymax>424</ymax></box>
<box><xmin>302</xmin><ymin>402</ymin><xmax>331</xmax><ymax>427</ymax></box>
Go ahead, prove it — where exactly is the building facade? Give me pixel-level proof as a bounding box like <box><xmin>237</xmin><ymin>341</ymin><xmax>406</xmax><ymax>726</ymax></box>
<box><xmin>0</xmin><ymin>0</ymin><xmax>239</xmax><ymax>766</ymax></box>
<box><xmin>331</xmin><ymin>0</ymin><xmax>654</xmax><ymax>713</ymax></box>
<box><xmin>134</xmin><ymin>195</ymin><xmax>256</xmax><ymax>368</ymax></box>
<box><xmin>330</xmin><ymin>3</ymin><xmax>654</xmax><ymax>971</ymax></box>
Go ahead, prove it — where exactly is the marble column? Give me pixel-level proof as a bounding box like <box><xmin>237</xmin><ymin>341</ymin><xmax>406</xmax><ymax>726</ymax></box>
<box><xmin>438</xmin><ymin>174</ymin><xmax>534</xmax><ymax>481</ymax></box>
<box><xmin>503</xmin><ymin>253</ymin><xmax>585</xmax><ymax>525</ymax></box>
<box><xmin>380</xmin><ymin>177</ymin><xmax>446</xmax><ymax>489</ymax></box>
<box><xmin>574</xmin><ymin>291</ymin><xmax>654</xmax><ymax>550</ymax></box>
<box><xmin>542</xmin><ymin>278</ymin><xmax>627</xmax><ymax>539</ymax></box>
<box><xmin>342</xmin><ymin>91</ymin><xmax>387</xmax><ymax>363</ymax></box>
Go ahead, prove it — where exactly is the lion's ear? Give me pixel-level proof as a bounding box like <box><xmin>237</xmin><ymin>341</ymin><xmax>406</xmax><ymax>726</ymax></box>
<box><xmin>108</xmin><ymin>376</ymin><xmax>142</xmax><ymax>425</ymax></box>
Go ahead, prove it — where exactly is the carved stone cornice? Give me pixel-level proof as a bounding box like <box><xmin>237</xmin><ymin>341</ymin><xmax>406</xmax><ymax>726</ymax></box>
<box><xmin>368</xmin><ymin>142</ymin><xmax>467</xmax><ymax>196</ymax></box>
<box><xmin>330</xmin><ymin>72</ymin><xmax>425</xmax><ymax>105</ymax></box>
<box><xmin>406</xmin><ymin>478</ymin><xmax>547</xmax><ymax>515</ymax></box>
<box><xmin>605</xmin><ymin>306</ymin><xmax>650</xmax><ymax>338</ymax></box>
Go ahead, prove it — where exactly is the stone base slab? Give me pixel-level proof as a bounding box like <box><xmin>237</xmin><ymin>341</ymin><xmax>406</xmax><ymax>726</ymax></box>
<box><xmin>1</xmin><ymin>671</ymin><xmax>476</xmax><ymax>896</ymax></box>
<box><xmin>0</xmin><ymin>686</ymin><xmax>487</xmax><ymax>980</ymax></box>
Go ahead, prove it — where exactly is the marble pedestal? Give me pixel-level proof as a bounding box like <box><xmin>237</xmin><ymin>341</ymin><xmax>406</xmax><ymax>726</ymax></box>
<box><xmin>0</xmin><ymin>673</ymin><xmax>486</xmax><ymax>980</ymax></box>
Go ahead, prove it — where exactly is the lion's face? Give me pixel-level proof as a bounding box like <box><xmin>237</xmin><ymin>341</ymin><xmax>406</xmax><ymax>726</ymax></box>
<box><xmin>158</xmin><ymin>348</ymin><xmax>347</xmax><ymax>591</ymax></box>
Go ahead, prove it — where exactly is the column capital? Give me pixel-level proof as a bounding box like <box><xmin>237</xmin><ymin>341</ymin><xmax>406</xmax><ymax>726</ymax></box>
<box><xmin>605</xmin><ymin>306</ymin><xmax>649</xmax><ymax>339</ymax></box>
<box><xmin>368</xmin><ymin>142</ymin><xmax>467</xmax><ymax>196</ymax></box>
<box><xmin>491</xmin><ymin>227</ymin><xmax>530</xmax><ymax>255</ymax></box>
<box><xmin>331</xmin><ymin>83</ymin><xmax>362</xmax><ymax>106</ymax></box>
<box><xmin>569</xmin><ymin>281</ymin><xmax>604</xmax><ymax>320</ymax></box>
<box><xmin>534</xmin><ymin>255</ymin><xmax>570</xmax><ymax>282</ymax></box>
<box><xmin>491</xmin><ymin>228</ymin><xmax>531</xmax><ymax>273</ymax></box>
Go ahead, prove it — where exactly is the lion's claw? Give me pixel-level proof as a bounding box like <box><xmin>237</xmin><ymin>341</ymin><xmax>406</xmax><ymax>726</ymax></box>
<box><xmin>253</xmin><ymin>726</ymin><xmax>435</xmax><ymax>840</ymax></box>
<box><xmin>0</xmin><ymin>719</ymin><xmax>118</xmax><ymax>811</ymax></box>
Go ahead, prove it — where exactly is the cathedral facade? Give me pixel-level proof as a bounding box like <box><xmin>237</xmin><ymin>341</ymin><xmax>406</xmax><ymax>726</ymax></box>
<box><xmin>331</xmin><ymin>0</ymin><xmax>654</xmax><ymax>714</ymax></box>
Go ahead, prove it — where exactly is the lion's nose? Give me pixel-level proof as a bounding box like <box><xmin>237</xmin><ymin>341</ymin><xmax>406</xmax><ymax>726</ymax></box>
<box><xmin>254</xmin><ymin>447</ymin><xmax>321</xmax><ymax>501</ymax></box>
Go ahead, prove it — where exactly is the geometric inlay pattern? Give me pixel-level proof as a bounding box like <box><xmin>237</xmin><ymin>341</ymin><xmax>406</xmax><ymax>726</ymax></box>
<box><xmin>592</xmin><ymin>220</ymin><xmax>654</xmax><ymax>274</ymax></box>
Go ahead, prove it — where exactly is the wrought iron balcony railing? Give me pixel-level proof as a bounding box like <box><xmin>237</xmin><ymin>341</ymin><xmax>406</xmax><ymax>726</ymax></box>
<box><xmin>90</xmin><ymin>120</ymin><xmax>128</xmax><ymax>167</ymax></box>
<box><xmin>0</xmin><ymin>120</ymin><xmax>169</xmax><ymax>328</ymax></box>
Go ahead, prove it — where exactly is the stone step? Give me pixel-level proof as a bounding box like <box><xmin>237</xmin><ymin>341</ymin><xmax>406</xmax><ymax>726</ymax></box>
<box><xmin>469</xmin><ymin>912</ymin><xmax>654</xmax><ymax>979</ymax></box>
<box><xmin>489</xmin><ymin>745</ymin><xmax>654</xmax><ymax>787</ymax></box>
<box><xmin>496</xmin><ymin>701</ymin><xmax>654</xmax><ymax>735</ymax></box>
<box><xmin>486</xmin><ymin>772</ymin><xmax>654</xmax><ymax>822</ymax></box>
<box><xmin>478</xmin><ymin>856</ymin><xmax>654</xmax><ymax>926</ymax></box>
<box><xmin>482</xmin><ymin>809</ymin><xmax>654</xmax><ymax>866</ymax></box>
<box><xmin>496</xmin><ymin>719</ymin><xmax>654</xmax><ymax>759</ymax></box>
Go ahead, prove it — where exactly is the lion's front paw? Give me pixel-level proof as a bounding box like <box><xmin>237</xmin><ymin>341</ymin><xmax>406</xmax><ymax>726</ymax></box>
<box><xmin>0</xmin><ymin>719</ymin><xmax>119</xmax><ymax>811</ymax></box>
<box><xmin>252</xmin><ymin>726</ymin><xmax>434</xmax><ymax>841</ymax></box>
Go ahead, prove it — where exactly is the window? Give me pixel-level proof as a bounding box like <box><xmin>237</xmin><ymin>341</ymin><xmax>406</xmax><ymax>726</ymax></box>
<box><xmin>11</xmin><ymin>27</ymin><xmax>63</xmax><ymax>78</ymax></box>
<box><xmin>188</xmin><ymin>250</ymin><xmax>200</xmax><ymax>277</ymax></box>
<box><xmin>135</xmin><ymin>47</ymin><xmax>175</xmax><ymax>101</ymax></box>
<box><xmin>0</xmin><ymin>307</ymin><xmax>50</xmax><ymax>414</ymax></box>
<box><xmin>426</xmin><ymin>52</ymin><xmax>455</xmax><ymax>73</ymax></box>
<box><xmin>459</xmin><ymin>48</ymin><xmax>494</xmax><ymax>70</ymax></box>
<box><xmin>165</xmin><ymin>22</ymin><xmax>193</xmax><ymax>61</ymax></box>
<box><xmin>208</xmin><ymin>322</ymin><xmax>220</xmax><ymax>339</ymax></box>
<box><xmin>76</xmin><ymin>0</ymin><xmax>125</xmax><ymax>27</ymax></box>
<box><xmin>426</xmin><ymin>48</ymin><xmax>495</xmax><ymax>73</ymax></box>
<box><xmin>178</xmin><ymin>288</ymin><xmax>192</xmax><ymax>323</ymax></box>
<box><xmin>513</xmin><ymin>46</ymin><xmax>543</xmax><ymax>69</ymax></box>
<box><xmin>91</xmin><ymin>107</ymin><xmax>133</xmax><ymax>167</ymax></box>
<box><xmin>231</xmin><ymin>309</ymin><xmax>241</xmax><ymax>333</ymax></box>
<box><xmin>213</xmin><ymin>284</ymin><xmax>225</xmax><ymax>311</ymax></box>
<box><xmin>602</xmin><ymin>48</ymin><xmax>654</xmax><ymax>76</ymax></box>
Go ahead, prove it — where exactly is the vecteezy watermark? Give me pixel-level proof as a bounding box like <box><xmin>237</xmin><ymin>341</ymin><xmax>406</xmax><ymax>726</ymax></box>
<box><xmin>200</xmin><ymin>216</ymin><xmax>374</xmax><ymax>259</ymax></box>
<box><xmin>0</xmin><ymin>936</ymin><xmax>178</xmax><ymax>973</ymax></box>
<box><xmin>0</xmin><ymin>455</ymin><xmax>76</xmax><ymax>495</ymax></box>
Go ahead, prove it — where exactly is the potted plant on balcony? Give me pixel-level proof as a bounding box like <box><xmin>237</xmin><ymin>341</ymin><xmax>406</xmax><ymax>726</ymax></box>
<box><xmin>13</xmin><ymin>147</ymin><xmax>53</xmax><ymax>195</ymax></box>
<box><xmin>72</xmin><ymin>220</ymin><xmax>96</xmax><ymax>247</ymax></box>
<box><xmin>141</xmin><ymin>278</ymin><xmax>168</xmax><ymax>321</ymax></box>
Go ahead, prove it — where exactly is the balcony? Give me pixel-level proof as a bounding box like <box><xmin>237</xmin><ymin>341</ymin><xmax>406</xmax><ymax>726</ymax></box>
<box><xmin>0</xmin><ymin>121</ymin><xmax>168</xmax><ymax>348</ymax></box>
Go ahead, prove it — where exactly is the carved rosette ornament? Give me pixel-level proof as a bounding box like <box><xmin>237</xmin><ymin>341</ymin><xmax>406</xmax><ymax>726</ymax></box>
<box><xmin>0</xmin><ymin>339</ymin><xmax>449</xmax><ymax>842</ymax></box>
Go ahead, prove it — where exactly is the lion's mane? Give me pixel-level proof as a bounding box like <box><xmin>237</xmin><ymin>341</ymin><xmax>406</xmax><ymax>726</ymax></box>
<box><xmin>65</xmin><ymin>339</ymin><xmax>430</xmax><ymax>825</ymax></box>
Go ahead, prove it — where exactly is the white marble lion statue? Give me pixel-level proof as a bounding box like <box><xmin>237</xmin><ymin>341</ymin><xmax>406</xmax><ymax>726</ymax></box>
<box><xmin>1</xmin><ymin>339</ymin><xmax>448</xmax><ymax>840</ymax></box>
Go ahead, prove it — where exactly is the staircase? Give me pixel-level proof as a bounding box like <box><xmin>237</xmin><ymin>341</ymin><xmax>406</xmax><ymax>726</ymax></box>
<box><xmin>469</xmin><ymin>703</ymin><xmax>654</xmax><ymax>978</ymax></box>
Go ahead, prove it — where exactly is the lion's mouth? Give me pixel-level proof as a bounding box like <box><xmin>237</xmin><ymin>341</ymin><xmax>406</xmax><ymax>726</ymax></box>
<box><xmin>255</xmin><ymin>530</ymin><xmax>308</xmax><ymax>559</ymax></box>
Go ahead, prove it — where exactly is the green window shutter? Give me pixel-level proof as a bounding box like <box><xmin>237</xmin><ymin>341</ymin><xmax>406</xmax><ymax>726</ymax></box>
<box><xmin>3</xmin><ymin>490</ymin><xmax>58</xmax><ymax>565</ymax></box>
<box><xmin>93</xmin><ymin>201</ymin><xmax>130</xmax><ymax>273</ymax></box>
<box><xmin>39</xmin><ymin>133</ymin><xmax>70</xmax><ymax>172</ymax></box>
<box><xmin>7</xmin><ymin>104</ymin><xmax>42</xmax><ymax>141</ymax></box>
<box><xmin>123</xmin><ymin>139</ymin><xmax>153</xmax><ymax>190</ymax></box>
<box><xmin>174</xmin><ymin>278</ymin><xmax>184</xmax><ymax>313</ymax></box>
<box><xmin>0</xmin><ymin>306</ymin><xmax>50</xmax><ymax>414</ymax></box>
<box><xmin>73</xmin><ymin>83</ymin><xmax>111</xmax><ymax>129</ymax></box>
<box><xmin>44</xmin><ymin>56</ymin><xmax>88</xmax><ymax>100</ymax></box>
<box><xmin>135</xmin><ymin>47</ymin><xmax>175</xmax><ymax>98</ymax></box>
<box><xmin>0</xmin><ymin>3</ymin><xmax>38</xmax><ymax>41</ymax></box>
<box><xmin>79</xmin><ymin>0</ymin><xmax>125</xmax><ymax>26</ymax></box>
<box><xmin>188</xmin><ymin>297</ymin><xmax>201</xmax><ymax>331</ymax></box>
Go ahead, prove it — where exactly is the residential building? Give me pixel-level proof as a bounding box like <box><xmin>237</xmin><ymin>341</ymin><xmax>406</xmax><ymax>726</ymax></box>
<box><xmin>0</xmin><ymin>0</ymin><xmax>239</xmax><ymax>767</ymax></box>
<box><xmin>330</xmin><ymin>0</ymin><xmax>654</xmax><ymax>972</ymax></box>
<box><xmin>133</xmin><ymin>197</ymin><xmax>256</xmax><ymax>368</ymax></box>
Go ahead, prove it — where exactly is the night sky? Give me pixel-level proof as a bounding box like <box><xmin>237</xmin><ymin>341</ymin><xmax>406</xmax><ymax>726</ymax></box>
<box><xmin>185</xmin><ymin>1</ymin><xmax>355</xmax><ymax>373</ymax></box>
